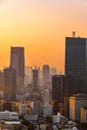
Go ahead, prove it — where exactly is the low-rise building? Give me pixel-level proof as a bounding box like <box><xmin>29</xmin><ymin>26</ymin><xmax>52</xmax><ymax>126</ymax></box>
<box><xmin>80</xmin><ymin>104</ymin><xmax>87</xmax><ymax>123</ymax></box>
<box><xmin>69</xmin><ymin>94</ymin><xmax>87</xmax><ymax>121</ymax></box>
<box><xmin>0</xmin><ymin>111</ymin><xmax>19</xmax><ymax>120</ymax></box>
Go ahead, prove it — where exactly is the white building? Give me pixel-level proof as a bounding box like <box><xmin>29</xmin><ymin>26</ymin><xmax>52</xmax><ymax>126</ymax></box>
<box><xmin>52</xmin><ymin>113</ymin><xmax>61</xmax><ymax>124</ymax></box>
<box><xmin>69</xmin><ymin>94</ymin><xmax>87</xmax><ymax>121</ymax></box>
<box><xmin>0</xmin><ymin>111</ymin><xmax>19</xmax><ymax>120</ymax></box>
<box><xmin>52</xmin><ymin>113</ymin><xmax>67</xmax><ymax>125</ymax></box>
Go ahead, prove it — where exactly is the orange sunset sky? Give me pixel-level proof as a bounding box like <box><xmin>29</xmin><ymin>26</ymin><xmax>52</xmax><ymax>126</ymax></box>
<box><xmin>0</xmin><ymin>0</ymin><xmax>87</xmax><ymax>73</ymax></box>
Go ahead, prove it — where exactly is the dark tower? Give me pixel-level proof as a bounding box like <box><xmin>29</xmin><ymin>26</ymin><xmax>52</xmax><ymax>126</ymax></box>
<box><xmin>65</xmin><ymin>36</ymin><xmax>87</xmax><ymax>94</ymax></box>
<box><xmin>52</xmin><ymin>75</ymin><xmax>65</xmax><ymax>114</ymax></box>
<box><xmin>32</xmin><ymin>66</ymin><xmax>39</xmax><ymax>92</ymax></box>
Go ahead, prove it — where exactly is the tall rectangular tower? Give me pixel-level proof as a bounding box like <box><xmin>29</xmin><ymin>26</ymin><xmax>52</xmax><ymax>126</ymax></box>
<box><xmin>10</xmin><ymin>47</ymin><xmax>25</xmax><ymax>78</ymax></box>
<box><xmin>65</xmin><ymin>37</ymin><xmax>87</xmax><ymax>94</ymax></box>
<box><xmin>10</xmin><ymin>47</ymin><xmax>25</xmax><ymax>89</ymax></box>
<box><xmin>52</xmin><ymin>75</ymin><xmax>65</xmax><ymax>114</ymax></box>
<box><xmin>3</xmin><ymin>67</ymin><xmax>16</xmax><ymax>101</ymax></box>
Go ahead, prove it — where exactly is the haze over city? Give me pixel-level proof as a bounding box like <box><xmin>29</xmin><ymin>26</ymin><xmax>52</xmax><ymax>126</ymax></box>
<box><xmin>1</xmin><ymin>1</ymin><xmax>87</xmax><ymax>129</ymax></box>
<box><xmin>0</xmin><ymin>0</ymin><xmax>87</xmax><ymax>73</ymax></box>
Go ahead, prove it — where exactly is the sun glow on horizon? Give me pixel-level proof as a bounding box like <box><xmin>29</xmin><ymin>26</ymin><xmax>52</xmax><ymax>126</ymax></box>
<box><xmin>0</xmin><ymin>0</ymin><xmax>87</xmax><ymax>73</ymax></box>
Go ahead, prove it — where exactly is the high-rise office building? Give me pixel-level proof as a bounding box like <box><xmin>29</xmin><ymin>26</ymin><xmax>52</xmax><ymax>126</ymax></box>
<box><xmin>52</xmin><ymin>75</ymin><xmax>66</xmax><ymax>114</ymax></box>
<box><xmin>10</xmin><ymin>47</ymin><xmax>25</xmax><ymax>78</ymax></box>
<box><xmin>10</xmin><ymin>47</ymin><xmax>25</xmax><ymax>89</ymax></box>
<box><xmin>0</xmin><ymin>71</ymin><xmax>4</xmax><ymax>94</ymax></box>
<box><xmin>32</xmin><ymin>66</ymin><xmax>39</xmax><ymax>91</ymax></box>
<box><xmin>42</xmin><ymin>65</ymin><xmax>50</xmax><ymax>85</ymax></box>
<box><xmin>3</xmin><ymin>67</ymin><xmax>16</xmax><ymax>101</ymax></box>
<box><xmin>65</xmin><ymin>36</ymin><xmax>87</xmax><ymax>94</ymax></box>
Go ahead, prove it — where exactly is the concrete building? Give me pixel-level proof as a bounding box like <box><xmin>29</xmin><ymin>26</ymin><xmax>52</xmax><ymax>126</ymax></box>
<box><xmin>32</xmin><ymin>101</ymin><xmax>42</xmax><ymax>116</ymax></box>
<box><xmin>52</xmin><ymin>113</ymin><xmax>67</xmax><ymax>124</ymax></box>
<box><xmin>80</xmin><ymin>104</ymin><xmax>87</xmax><ymax>123</ymax></box>
<box><xmin>3</xmin><ymin>67</ymin><xmax>16</xmax><ymax>101</ymax></box>
<box><xmin>0</xmin><ymin>71</ymin><xmax>4</xmax><ymax>96</ymax></box>
<box><xmin>32</xmin><ymin>66</ymin><xmax>39</xmax><ymax>92</ymax></box>
<box><xmin>42</xmin><ymin>65</ymin><xmax>50</xmax><ymax>85</ymax></box>
<box><xmin>43</xmin><ymin>89</ymin><xmax>50</xmax><ymax>106</ymax></box>
<box><xmin>65</xmin><ymin>35</ymin><xmax>87</xmax><ymax>95</ymax></box>
<box><xmin>69</xmin><ymin>94</ymin><xmax>87</xmax><ymax>121</ymax></box>
<box><xmin>43</xmin><ymin>104</ymin><xmax>52</xmax><ymax>117</ymax></box>
<box><xmin>24</xmin><ymin>66</ymin><xmax>30</xmax><ymax>86</ymax></box>
<box><xmin>0</xmin><ymin>111</ymin><xmax>19</xmax><ymax>120</ymax></box>
<box><xmin>52</xmin><ymin>75</ymin><xmax>66</xmax><ymax>114</ymax></box>
<box><xmin>19</xmin><ymin>102</ymin><xmax>27</xmax><ymax>116</ymax></box>
<box><xmin>10</xmin><ymin>47</ymin><xmax>25</xmax><ymax>90</ymax></box>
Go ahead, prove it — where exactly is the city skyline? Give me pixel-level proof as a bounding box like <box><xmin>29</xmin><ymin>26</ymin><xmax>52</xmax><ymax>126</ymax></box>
<box><xmin>0</xmin><ymin>0</ymin><xmax>87</xmax><ymax>73</ymax></box>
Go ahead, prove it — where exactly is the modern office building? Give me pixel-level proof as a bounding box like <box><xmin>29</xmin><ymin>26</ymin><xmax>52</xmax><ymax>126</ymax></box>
<box><xmin>32</xmin><ymin>66</ymin><xmax>39</xmax><ymax>91</ymax></box>
<box><xmin>65</xmin><ymin>35</ymin><xmax>87</xmax><ymax>94</ymax></box>
<box><xmin>42</xmin><ymin>65</ymin><xmax>50</xmax><ymax>85</ymax></box>
<box><xmin>69</xmin><ymin>94</ymin><xmax>87</xmax><ymax>121</ymax></box>
<box><xmin>10</xmin><ymin>47</ymin><xmax>25</xmax><ymax>78</ymax></box>
<box><xmin>10</xmin><ymin>47</ymin><xmax>25</xmax><ymax>89</ymax></box>
<box><xmin>3</xmin><ymin>67</ymin><xmax>16</xmax><ymax>101</ymax></box>
<box><xmin>52</xmin><ymin>75</ymin><xmax>66</xmax><ymax>114</ymax></box>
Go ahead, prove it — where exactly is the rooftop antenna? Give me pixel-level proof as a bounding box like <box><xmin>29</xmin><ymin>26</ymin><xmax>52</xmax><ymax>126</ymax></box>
<box><xmin>72</xmin><ymin>31</ymin><xmax>76</xmax><ymax>38</ymax></box>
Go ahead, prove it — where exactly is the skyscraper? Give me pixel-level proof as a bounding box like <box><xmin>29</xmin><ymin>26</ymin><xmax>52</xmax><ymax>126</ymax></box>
<box><xmin>42</xmin><ymin>65</ymin><xmax>50</xmax><ymax>85</ymax></box>
<box><xmin>65</xmin><ymin>36</ymin><xmax>87</xmax><ymax>94</ymax></box>
<box><xmin>52</xmin><ymin>75</ymin><xmax>65</xmax><ymax>114</ymax></box>
<box><xmin>32</xmin><ymin>66</ymin><xmax>39</xmax><ymax>92</ymax></box>
<box><xmin>10</xmin><ymin>47</ymin><xmax>25</xmax><ymax>78</ymax></box>
<box><xmin>10</xmin><ymin>47</ymin><xmax>25</xmax><ymax>89</ymax></box>
<box><xmin>3</xmin><ymin>67</ymin><xmax>16</xmax><ymax>101</ymax></box>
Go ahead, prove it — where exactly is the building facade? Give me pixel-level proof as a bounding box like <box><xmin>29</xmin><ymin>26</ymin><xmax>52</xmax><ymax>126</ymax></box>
<box><xmin>42</xmin><ymin>65</ymin><xmax>50</xmax><ymax>85</ymax></box>
<box><xmin>69</xmin><ymin>94</ymin><xmax>87</xmax><ymax>121</ymax></box>
<box><xmin>32</xmin><ymin>67</ymin><xmax>39</xmax><ymax>92</ymax></box>
<box><xmin>80</xmin><ymin>104</ymin><xmax>87</xmax><ymax>123</ymax></box>
<box><xmin>52</xmin><ymin>75</ymin><xmax>66</xmax><ymax>114</ymax></box>
<box><xmin>43</xmin><ymin>89</ymin><xmax>50</xmax><ymax>106</ymax></box>
<box><xmin>65</xmin><ymin>37</ymin><xmax>87</xmax><ymax>94</ymax></box>
<box><xmin>10</xmin><ymin>47</ymin><xmax>25</xmax><ymax>90</ymax></box>
<box><xmin>3</xmin><ymin>67</ymin><xmax>16</xmax><ymax>101</ymax></box>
